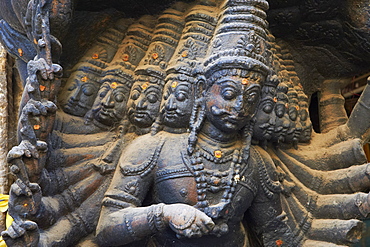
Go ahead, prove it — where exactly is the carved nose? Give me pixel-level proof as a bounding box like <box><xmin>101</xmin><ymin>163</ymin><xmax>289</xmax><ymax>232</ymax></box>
<box><xmin>102</xmin><ymin>91</ymin><xmax>114</xmax><ymax>108</ymax></box>
<box><xmin>69</xmin><ymin>88</ymin><xmax>81</xmax><ymax>101</ymax></box>
<box><xmin>233</xmin><ymin>95</ymin><xmax>245</xmax><ymax>115</ymax></box>
<box><xmin>136</xmin><ymin>97</ymin><xmax>147</xmax><ymax>109</ymax></box>
<box><xmin>165</xmin><ymin>95</ymin><xmax>176</xmax><ymax>110</ymax></box>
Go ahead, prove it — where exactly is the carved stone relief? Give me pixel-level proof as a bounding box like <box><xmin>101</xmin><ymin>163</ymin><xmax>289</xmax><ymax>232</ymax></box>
<box><xmin>0</xmin><ymin>0</ymin><xmax>370</xmax><ymax>246</ymax></box>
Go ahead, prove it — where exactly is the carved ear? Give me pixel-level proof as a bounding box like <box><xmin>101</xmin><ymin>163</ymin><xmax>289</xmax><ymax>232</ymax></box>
<box><xmin>194</xmin><ymin>74</ymin><xmax>206</xmax><ymax>99</ymax></box>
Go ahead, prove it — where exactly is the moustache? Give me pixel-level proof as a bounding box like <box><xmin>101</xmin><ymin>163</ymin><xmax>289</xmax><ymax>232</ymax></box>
<box><xmin>210</xmin><ymin>106</ymin><xmax>229</xmax><ymax>116</ymax></box>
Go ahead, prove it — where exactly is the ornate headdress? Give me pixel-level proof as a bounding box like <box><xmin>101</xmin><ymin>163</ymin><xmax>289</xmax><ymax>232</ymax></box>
<box><xmin>134</xmin><ymin>2</ymin><xmax>188</xmax><ymax>85</ymax></box>
<box><xmin>99</xmin><ymin>15</ymin><xmax>158</xmax><ymax>90</ymax></box>
<box><xmin>187</xmin><ymin>0</ymin><xmax>272</xmax><ymax>154</ymax></box>
<box><xmin>166</xmin><ymin>0</ymin><xmax>219</xmax><ymax>78</ymax></box>
<box><xmin>151</xmin><ymin>0</ymin><xmax>219</xmax><ymax>134</ymax></box>
<box><xmin>203</xmin><ymin>0</ymin><xmax>271</xmax><ymax>83</ymax></box>
<box><xmin>110</xmin><ymin>15</ymin><xmax>156</xmax><ymax>71</ymax></box>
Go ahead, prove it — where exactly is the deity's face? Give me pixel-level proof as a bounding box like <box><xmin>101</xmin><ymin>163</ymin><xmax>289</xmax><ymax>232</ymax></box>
<box><xmin>91</xmin><ymin>81</ymin><xmax>129</xmax><ymax>126</ymax></box>
<box><xmin>61</xmin><ymin>71</ymin><xmax>99</xmax><ymax>117</ymax></box>
<box><xmin>273</xmin><ymin>100</ymin><xmax>289</xmax><ymax>143</ymax></box>
<box><xmin>275</xmin><ymin>97</ymin><xmax>287</xmax><ymax>118</ymax></box>
<box><xmin>205</xmin><ymin>75</ymin><xmax>261</xmax><ymax>133</ymax></box>
<box><xmin>288</xmin><ymin>104</ymin><xmax>298</xmax><ymax>121</ymax></box>
<box><xmin>160</xmin><ymin>78</ymin><xmax>193</xmax><ymax>129</ymax></box>
<box><xmin>127</xmin><ymin>78</ymin><xmax>163</xmax><ymax>128</ymax></box>
<box><xmin>253</xmin><ymin>96</ymin><xmax>275</xmax><ymax>140</ymax></box>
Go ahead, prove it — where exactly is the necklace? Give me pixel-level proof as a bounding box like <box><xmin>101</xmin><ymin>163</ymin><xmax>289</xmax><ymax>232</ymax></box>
<box><xmin>197</xmin><ymin>133</ymin><xmax>238</xmax><ymax>164</ymax></box>
<box><xmin>190</xmin><ymin>147</ymin><xmax>242</xmax><ymax>219</ymax></box>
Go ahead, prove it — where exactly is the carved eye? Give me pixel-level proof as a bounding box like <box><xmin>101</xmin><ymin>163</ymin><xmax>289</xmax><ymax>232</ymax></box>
<box><xmin>263</xmin><ymin>103</ymin><xmax>273</xmax><ymax>113</ymax></box>
<box><xmin>222</xmin><ymin>88</ymin><xmax>236</xmax><ymax>100</ymax></box>
<box><xmin>176</xmin><ymin>92</ymin><xmax>187</xmax><ymax>102</ymax></box>
<box><xmin>147</xmin><ymin>93</ymin><xmax>158</xmax><ymax>103</ymax></box>
<box><xmin>246</xmin><ymin>91</ymin><xmax>259</xmax><ymax>103</ymax></box>
<box><xmin>115</xmin><ymin>93</ymin><xmax>124</xmax><ymax>102</ymax></box>
<box><xmin>163</xmin><ymin>93</ymin><xmax>169</xmax><ymax>100</ymax></box>
<box><xmin>163</xmin><ymin>89</ymin><xmax>170</xmax><ymax>100</ymax></box>
<box><xmin>99</xmin><ymin>90</ymin><xmax>107</xmax><ymax>98</ymax></box>
<box><xmin>82</xmin><ymin>85</ymin><xmax>95</xmax><ymax>96</ymax></box>
<box><xmin>68</xmin><ymin>84</ymin><xmax>77</xmax><ymax>91</ymax></box>
<box><xmin>131</xmin><ymin>91</ymin><xmax>140</xmax><ymax>100</ymax></box>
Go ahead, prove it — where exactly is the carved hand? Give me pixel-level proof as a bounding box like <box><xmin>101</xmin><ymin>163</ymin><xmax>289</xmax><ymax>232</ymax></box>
<box><xmin>1</xmin><ymin>219</ymin><xmax>39</xmax><ymax>247</ymax></box>
<box><xmin>7</xmin><ymin>179</ymin><xmax>42</xmax><ymax>223</ymax></box>
<box><xmin>163</xmin><ymin>204</ymin><xmax>215</xmax><ymax>238</ymax></box>
<box><xmin>27</xmin><ymin>58</ymin><xmax>62</xmax><ymax>81</ymax></box>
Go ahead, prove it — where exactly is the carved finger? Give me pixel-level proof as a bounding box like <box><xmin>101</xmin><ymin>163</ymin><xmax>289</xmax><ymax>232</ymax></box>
<box><xmin>22</xmin><ymin>102</ymin><xmax>41</xmax><ymax>116</ymax></box>
<box><xmin>200</xmin><ymin>215</ymin><xmax>215</xmax><ymax>231</ymax></box>
<box><xmin>39</xmin><ymin>58</ymin><xmax>51</xmax><ymax>80</ymax></box>
<box><xmin>52</xmin><ymin>64</ymin><xmax>63</xmax><ymax>77</ymax></box>
<box><xmin>196</xmin><ymin>219</ymin><xmax>211</xmax><ymax>234</ymax></box>
<box><xmin>36</xmin><ymin>141</ymin><xmax>47</xmax><ymax>152</ymax></box>
<box><xmin>190</xmin><ymin>224</ymin><xmax>202</xmax><ymax>238</ymax></box>
<box><xmin>22</xmin><ymin>221</ymin><xmax>38</xmax><ymax>231</ymax></box>
<box><xmin>42</xmin><ymin>100</ymin><xmax>57</xmax><ymax>113</ymax></box>
<box><xmin>182</xmin><ymin>228</ymin><xmax>195</xmax><ymax>238</ymax></box>
<box><xmin>28</xmin><ymin>183</ymin><xmax>41</xmax><ymax>194</ymax></box>
<box><xmin>7</xmin><ymin>146</ymin><xmax>25</xmax><ymax>161</ymax></box>
<box><xmin>10</xmin><ymin>183</ymin><xmax>23</xmax><ymax>197</ymax></box>
<box><xmin>14</xmin><ymin>179</ymin><xmax>32</xmax><ymax>197</ymax></box>
<box><xmin>4</xmin><ymin>221</ymin><xmax>26</xmax><ymax>239</ymax></box>
<box><xmin>21</xmin><ymin>140</ymin><xmax>39</xmax><ymax>158</ymax></box>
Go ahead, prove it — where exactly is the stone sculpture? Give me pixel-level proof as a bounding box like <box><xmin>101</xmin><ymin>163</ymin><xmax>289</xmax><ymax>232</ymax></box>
<box><xmin>0</xmin><ymin>0</ymin><xmax>370</xmax><ymax>246</ymax></box>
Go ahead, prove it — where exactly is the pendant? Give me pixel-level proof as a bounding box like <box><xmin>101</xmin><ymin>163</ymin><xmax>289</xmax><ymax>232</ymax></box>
<box><xmin>214</xmin><ymin>150</ymin><xmax>222</xmax><ymax>159</ymax></box>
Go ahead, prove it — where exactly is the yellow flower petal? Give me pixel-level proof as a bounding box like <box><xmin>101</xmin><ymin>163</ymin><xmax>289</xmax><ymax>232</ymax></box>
<box><xmin>6</xmin><ymin>212</ymin><xmax>13</xmax><ymax>229</ymax></box>
<box><xmin>0</xmin><ymin>194</ymin><xmax>9</xmax><ymax>213</ymax></box>
<box><xmin>0</xmin><ymin>237</ymin><xmax>7</xmax><ymax>247</ymax></box>
<box><xmin>0</xmin><ymin>194</ymin><xmax>9</xmax><ymax>200</ymax></box>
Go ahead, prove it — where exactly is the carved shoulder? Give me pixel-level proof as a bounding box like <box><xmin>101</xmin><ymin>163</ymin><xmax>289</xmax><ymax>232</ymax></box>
<box><xmin>118</xmin><ymin>134</ymin><xmax>165</xmax><ymax>178</ymax></box>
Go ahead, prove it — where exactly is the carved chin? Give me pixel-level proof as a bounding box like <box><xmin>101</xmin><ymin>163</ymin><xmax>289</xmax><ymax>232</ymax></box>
<box><xmin>95</xmin><ymin>112</ymin><xmax>116</xmax><ymax>126</ymax></box>
<box><xmin>129</xmin><ymin>112</ymin><xmax>154</xmax><ymax>128</ymax></box>
<box><xmin>63</xmin><ymin>102</ymin><xmax>88</xmax><ymax>117</ymax></box>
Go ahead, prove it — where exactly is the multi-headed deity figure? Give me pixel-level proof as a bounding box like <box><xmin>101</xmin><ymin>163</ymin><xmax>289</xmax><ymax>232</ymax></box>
<box><xmin>1</xmin><ymin>0</ymin><xmax>370</xmax><ymax>246</ymax></box>
<box><xmin>96</xmin><ymin>1</ymin><xmax>295</xmax><ymax>246</ymax></box>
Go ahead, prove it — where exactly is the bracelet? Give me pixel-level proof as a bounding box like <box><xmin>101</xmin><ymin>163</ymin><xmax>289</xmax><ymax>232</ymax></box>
<box><xmin>153</xmin><ymin>203</ymin><xmax>166</xmax><ymax>232</ymax></box>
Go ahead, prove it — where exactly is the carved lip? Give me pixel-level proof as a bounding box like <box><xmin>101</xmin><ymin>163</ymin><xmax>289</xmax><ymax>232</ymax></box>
<box><xmin>65</xmin><ymin>100</ymin><xmax>89</xmax><ymax>111</ymax></box>
<box><xmin>133</xmin><ymin>111</ymin><xmax>149</xmax><ymax>118</ymax></box>
<box><xmin>223</xmin><ymin>115</ymin><xmax>245</xmax><ymax>124</ymax></box>
<box><xmin>99</xmin><ymin>109</ymin><xmax>114</xmax><ymax>117</ymax></box>
<box><xmin>163</xmin><ymin>112</ymin><xmax>178</xmax><ymax>119</ymax></box>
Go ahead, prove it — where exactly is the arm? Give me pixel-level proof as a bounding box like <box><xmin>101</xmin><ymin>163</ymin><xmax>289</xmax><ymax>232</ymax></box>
<box><xmin>246</xmin><ymin>146</ymin><xmax>294</xmax><ymax>246</ymax></box>
<box><xmin>96</xmin><ymin>136</ymin><xmax>214</xmax><ymax>246</ymax></box>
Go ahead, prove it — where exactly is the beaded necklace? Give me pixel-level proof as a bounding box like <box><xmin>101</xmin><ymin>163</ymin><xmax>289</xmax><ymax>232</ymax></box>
<box><xmin>190</xmin><ymin>146</ymin><xmax>243</xmax><ymax>219</ymax></box>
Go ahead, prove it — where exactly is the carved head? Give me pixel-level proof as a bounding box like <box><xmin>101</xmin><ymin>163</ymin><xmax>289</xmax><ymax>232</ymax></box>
<box><xmin>271</xmin><ymin>83</ymin><xmax>289</xmax><ymax>143</ymax></box>
<box><xmin>127</xmin><ymin>74</ymin><xmax>164</xmax><ymax>129</ymax></box>
<box><xmin>204</xmin><ymin>69</ymin><xmax>263</xmax><ymax>133</ymax></box>
<box><xmin>127</xmin><ymin>3</ymin><xmax>186</xmax><ymax>132</ymax></box>
<box><xmin>154</xmin><ymin>1</ymin><xmax>218</xmax><ymax>132</ymax></box>
<box><xmin>253</xmin><ymin>76</ymin><xmax>280</xmax><ymax>141</ymax></box>
<box><xmin>160</xmin><ymin>75</ymin><xmax>194</xmax><ymax>129</ymax></box>
<box><xmin>297</xmin><ymin>87</ymin><xmax>312</xmax><ymax>142</ymax></box>
<box><xmin>61</xmin><ymin>70</ymin><xmax>100</xmax><ymax>117</ymax></box>
<box><xmin>90</xmin><ymin>68</ymin><xmax>133</xmax><ymax>127</ymax></box>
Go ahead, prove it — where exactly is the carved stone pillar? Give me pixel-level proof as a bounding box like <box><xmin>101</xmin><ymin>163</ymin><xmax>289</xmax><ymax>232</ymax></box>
<box><xmin>319</xmin><ymin>78</ymin><xmax>350</xmax><ymax>133</ymax></box>
<box><xmin>0</xmin><ymin>44</ymin><xmax>8</xmax><ymax>231</ymax></box>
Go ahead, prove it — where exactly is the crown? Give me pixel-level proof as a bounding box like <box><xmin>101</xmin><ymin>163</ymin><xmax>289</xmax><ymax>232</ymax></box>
<box><xmin>135</xmin><ymin>2</ymin><xmax>188</xmax><ymax>83</ymax></box>
<box><xmin>110</xmin><ymin>15</ymin><xmax>156</xmax><ymax>71</ymax></box>
<box><xmin>166</xmin><ymin>0</ymin><xmax>219</xmax><ymax>80</ymax></box>
<box><xmin>203</xmin><ymin>0</ymin><xmax>271</xmax><ymax>81</ymax></box>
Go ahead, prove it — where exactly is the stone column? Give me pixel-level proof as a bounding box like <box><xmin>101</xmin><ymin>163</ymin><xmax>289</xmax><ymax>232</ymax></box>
<box><xmin>319</xmin><ymin>78</ymin><xmax>350</xmax><ymax>133</ymax></box>
<box><xmin>0</xmin><ymin>44</ymin><xmax>8</xmax><ymax>231</ymax></box>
